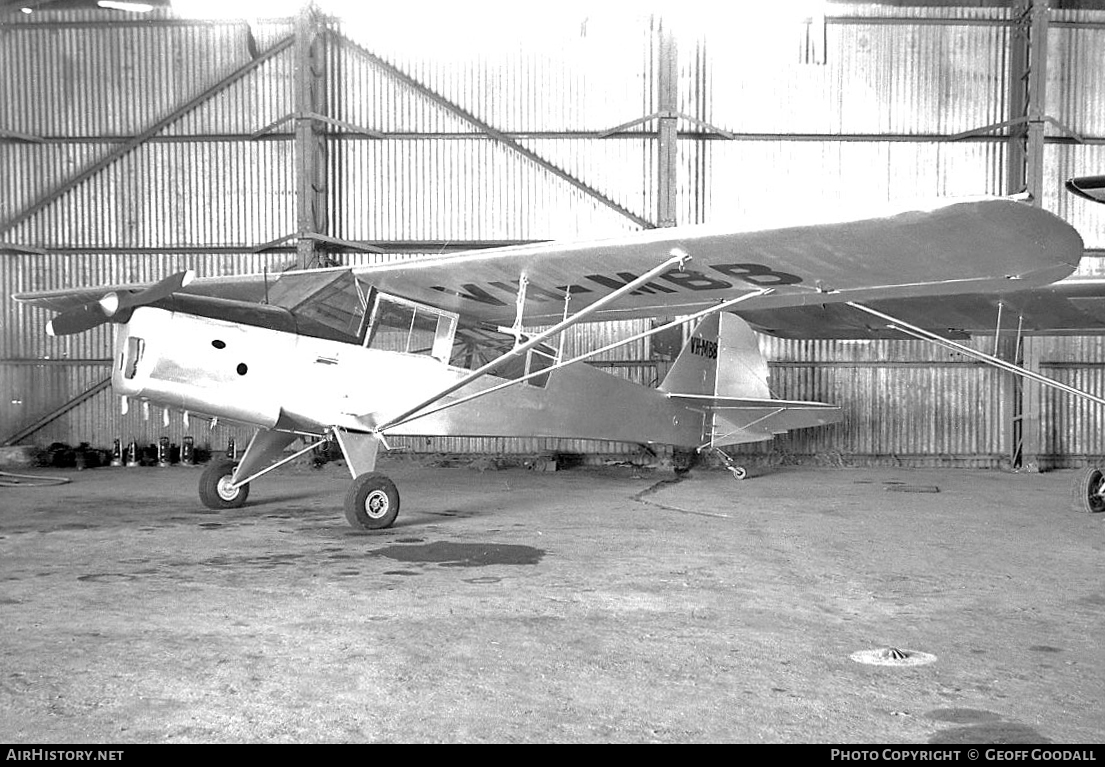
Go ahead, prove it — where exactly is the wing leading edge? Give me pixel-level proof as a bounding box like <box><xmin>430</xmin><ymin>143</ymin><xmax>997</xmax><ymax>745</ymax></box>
<box><xmin>13</xmin><ymin>196</ymin><xmax>1084</xmax><ymax>329</ymax></box>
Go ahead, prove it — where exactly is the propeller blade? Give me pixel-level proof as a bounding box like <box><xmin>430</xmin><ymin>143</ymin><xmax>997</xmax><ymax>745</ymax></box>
<box><xmin>46</xmin><ymin>302</ymin><xmax>110</xmax><ymax>337</ymax></box>
<box><xmin>47</xmin><ymin>270</ymin><xmax>196</xmax><ymax>335</ymax></box>
<box><xmin>102</xmin><ymin>270</ymin><xmax>196</xmax><ymax>317</ymax></box>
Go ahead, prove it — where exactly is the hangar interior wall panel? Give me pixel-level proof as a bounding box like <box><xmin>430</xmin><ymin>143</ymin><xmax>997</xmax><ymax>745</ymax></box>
<box><xmin>1046</xmin><ymin>144</ymin><xmax>1105</xmax><ymax>254</ymax></box>
<box><xmin>1027</xmin><ymin>336</ymin><xmax>1105</xmax><ymax>468</ymax></box>
<box><xmin>698</xmin><ymin>13</ymin><xmax>1009</xmax><ymax>136</ymax></box>
<box><xmin>333</xmin><ymin>138</ymin><xmax>651</xmax><ymax>241</ymax></box>
<box><xmin>1048</xmin><ymin>18</ymin><xmax>1105</xmax><ymax>140</ymax></box>
<box><xmin>699</xmin><ymin>141</ymin><xmax>1007</xmax><ymax>226</ymax></box>
<box><xmin>4</xmin><ymin>142</ymin><xmax>298</xmax><ymax>249</ymax></box>
<box><xmin>331</xmin><ymin>19</ymin><xmax>655</xmax><ymax>134</ymax></box>
<box><xmin>3</xmin><ymin>6</ymin><xmax>1105</xmax><ymax>467</ymax></box>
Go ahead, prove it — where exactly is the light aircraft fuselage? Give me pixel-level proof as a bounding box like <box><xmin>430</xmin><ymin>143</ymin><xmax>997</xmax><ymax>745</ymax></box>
<box><xmin>113</xmin><ymin>304</ymin><xmax>713</xmax><ymax>447</ymax></box>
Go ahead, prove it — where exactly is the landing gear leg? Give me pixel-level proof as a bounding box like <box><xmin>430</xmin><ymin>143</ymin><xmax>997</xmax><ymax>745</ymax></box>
<box><xmin>196</xmin><ymin>429</ymin><xmax>297</xmax><ymax>510</ymax></box>
<box><xmin>712</xmin><ymin>447</ymin><xmax>748</xmax><ymax>481</ymax></box>
<box><xmin>1071</xmin><ymin>466</ymin><xmax>1105</xmax><ymax>513</ymax></box>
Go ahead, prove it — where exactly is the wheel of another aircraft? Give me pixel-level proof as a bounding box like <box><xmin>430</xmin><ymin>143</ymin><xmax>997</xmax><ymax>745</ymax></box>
<box><xmin>199</xmin><ymin>460</ymin><xmax>250</xmax><ymax>510</ymax></box>
<box><xmin>344</xmin><ymin>472</ymin><xmax>400</xmax><ymax>530</ymax></box>
<box><xmin>1071</xmin><ymin>466</ymin><xmax>1105</xmax><ymax>513</ymax></box>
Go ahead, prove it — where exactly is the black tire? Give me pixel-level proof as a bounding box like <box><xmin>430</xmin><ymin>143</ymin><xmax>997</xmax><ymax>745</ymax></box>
<box><xmin>344</xmin><ymin>472</ymin><xmax>400</xmax><ymax>530</ymax></box>
<box><xmin>199</xmin><ymin>460</ymin><xmax>249</xmax><ymax>510</ymax></box>
<box><xmin>1071</xmin><ymin>466</ymin><xmax>1105</xmax><ymax>513</ymax></box>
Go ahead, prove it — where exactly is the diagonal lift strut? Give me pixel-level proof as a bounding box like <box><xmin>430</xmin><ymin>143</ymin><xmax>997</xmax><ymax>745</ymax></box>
<box><xmin>847</xmin><ymin>301</ymin><xmax>1105</xmax><ymax>408</ymax></box>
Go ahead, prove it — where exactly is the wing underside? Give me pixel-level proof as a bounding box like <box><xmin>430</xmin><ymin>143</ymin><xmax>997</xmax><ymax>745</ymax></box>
<box><xmin>734</xmin><ymin>278</ymin><xmax>1105</xmax><ymax>339</ymax></box>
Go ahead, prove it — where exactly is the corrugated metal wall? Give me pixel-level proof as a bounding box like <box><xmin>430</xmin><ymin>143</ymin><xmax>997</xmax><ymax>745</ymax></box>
<box><xmin>3</xmin><ymin>4</ymin><xmax>1105</xmax><ymax>468</ymax></box>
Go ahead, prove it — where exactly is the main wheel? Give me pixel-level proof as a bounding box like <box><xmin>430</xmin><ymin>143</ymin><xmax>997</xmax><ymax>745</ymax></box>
<box><xmin>199</xmin><ymin>460</ymin><xmax>249</xmax><ymax>509</ymax></box>
<box><xmin>344</xmin><ymin>472</ymin><xmax>400</xmax><ymax>530</ymax></box>
<box><xmin>1071</xmin><ymin>466</ymin><xmax>1105</xmax><ymax>513</ymax></box>
<box><xmin>727</xmin><ymin>465</ymin><xmax>748</xmax><ymax>481</ymax></box>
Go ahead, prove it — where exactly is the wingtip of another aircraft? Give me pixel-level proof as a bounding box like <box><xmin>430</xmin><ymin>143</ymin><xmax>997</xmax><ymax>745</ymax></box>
<box><xmin>1066</xmin><ymin>176</ymin><xmax>1105</xmax><ymax>205</ymax></box>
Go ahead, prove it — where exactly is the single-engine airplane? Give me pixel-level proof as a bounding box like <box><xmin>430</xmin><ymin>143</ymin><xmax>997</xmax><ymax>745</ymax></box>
<box><xmin>14</xmin><ymin>176</ymin><xmax>1105</xmax><ymax>528</ymax></box>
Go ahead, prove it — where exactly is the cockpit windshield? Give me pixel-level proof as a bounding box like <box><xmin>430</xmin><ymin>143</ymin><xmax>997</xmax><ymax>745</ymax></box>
<box><xmin>266</xmin><ymin>270</ymin><xmax>369</xmax><ymax>344</ymax></box>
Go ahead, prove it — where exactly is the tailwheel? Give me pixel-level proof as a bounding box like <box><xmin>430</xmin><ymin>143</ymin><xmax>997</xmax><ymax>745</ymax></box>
<box><xmin>1071</xmin><ymin>466</ymin><xmax>1105</xmax><ymax>513</ymax></box>
<box><xmin>727</xmin><ymin>465</ymin><xmax>748</xmax><ymax>481</ymax></box>
<box><xmin>199</xmin><ymin>460</ymin><xmax>249</xmax><ymax>509</ymax></box>
<box><xmin>711</xmin><ymin>447</ymin><xmax>748</xmax><ymax>481</ymax></box>
<box><xmin>345</xmin><ymin>472</ymin><xmax>400</xmax><ymax>530</ymax></box>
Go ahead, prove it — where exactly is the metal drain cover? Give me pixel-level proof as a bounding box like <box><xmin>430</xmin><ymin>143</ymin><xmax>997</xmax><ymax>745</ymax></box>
<box><xmin>884</xmin><ymin>485</ymin><xmax>940</xmax><ymax>493</ymax></box>
<box><xmin>850</xmin><ymin>647</ymin><xmax>937</xmax><ymax>666</ymax></box>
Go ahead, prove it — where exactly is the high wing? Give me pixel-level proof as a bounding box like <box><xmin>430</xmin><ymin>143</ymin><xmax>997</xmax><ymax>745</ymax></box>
<box><xmin>736</xmin><ymin>277</ymin><xmax>1105</xmax><ymax>340</ymax></box>
<box><xmin>13</xmin><ymin>196</ymin><xmax>1083</xmax><ymax>326</ymax></box>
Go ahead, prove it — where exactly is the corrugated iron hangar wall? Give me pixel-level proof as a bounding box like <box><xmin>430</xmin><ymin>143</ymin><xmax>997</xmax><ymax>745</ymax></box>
<box><xmin>2</xmin><ymin>2</ymin><xmax>1105</xmax><ymax>469</ymax></box>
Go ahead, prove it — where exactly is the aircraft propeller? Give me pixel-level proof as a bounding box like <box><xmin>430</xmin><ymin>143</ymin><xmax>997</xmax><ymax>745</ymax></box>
<box><xmin>46</xmin><ymin>270</ymin><xmax>195</xmax><ymax>336</ymax></box>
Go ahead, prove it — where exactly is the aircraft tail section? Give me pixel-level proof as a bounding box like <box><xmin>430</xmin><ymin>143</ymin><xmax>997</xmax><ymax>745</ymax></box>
<box><xmin>660</xmin><ymin>312</ymin><xmax>771</xmax><ymax>400</ymax></box>
<box><xmin>660</xmin><ymin>313</ymin><xmax>842</xmax><ymax>446</ymax></box>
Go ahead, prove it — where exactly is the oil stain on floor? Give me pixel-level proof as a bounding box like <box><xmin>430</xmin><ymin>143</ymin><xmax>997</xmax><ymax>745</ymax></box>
<box><xmin>369</xmin><ymin>541</ymin><xmax>545</xmax><ymax>568</ymax></box>
<box><xmin>925</xmin><ymin>708</ymin><xmax>1051</xmax><ymax>744</ymax></box>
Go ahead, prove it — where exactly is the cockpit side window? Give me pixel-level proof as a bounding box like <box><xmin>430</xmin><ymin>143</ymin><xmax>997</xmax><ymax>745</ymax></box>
<box><xmin>448</xmin><ymin>324</ymin><xmax>556</xmax><ymax>388</ymax></box>
<box><xmin>364</xmin><ymin>293</ymin><xmax>459</xmax><ymax>364</ymax></box>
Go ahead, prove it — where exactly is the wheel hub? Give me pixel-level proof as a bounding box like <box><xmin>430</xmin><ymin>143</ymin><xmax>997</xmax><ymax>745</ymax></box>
<box><xmin>217</xmin><ymin>475</ymin><xmax>240</xmax><ymax>502</ymax></box>
<box><xmin>364</xmin><ymin>489</ymin><xmax>390</xmax><ymax>519</ymax></box>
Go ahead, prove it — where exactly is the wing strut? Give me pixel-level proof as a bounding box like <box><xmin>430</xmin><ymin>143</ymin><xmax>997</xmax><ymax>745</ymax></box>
<box><xmin>371</xmin><ymin>250</ymin><xmax>691</xmax><ymax>433</ymax></box>
<box><xmin>847</xmin><ymin>301</ymin><xmax>1105</xmax><ymax>408</ymax></box>
<box><xmin>377</xmin><ymin>288</ymin><xmax>774</xmax><ymax>433</ymax></box>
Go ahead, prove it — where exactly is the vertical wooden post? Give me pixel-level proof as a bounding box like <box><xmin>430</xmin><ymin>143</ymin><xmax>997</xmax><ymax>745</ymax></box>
<box><xmin>657</xmin><ymin>21</ymin><xmax>678</xmax><ymax>229</ymax></box>
<box><xmin>1006</xmin><ymin>0</ymin><xmax>1030</xmax><ymax>197</ymax></box>
<box><xmin>1024</xmin><ymin>0</ymin><xmax>1050</xmax><ymax>206</ymax></box>
<box><xmin>1018</xmin><ymin>0</ymin><xmax>1050</xmax><ymax>470</ymax></box>
<box><xmin>295</xmin><ymin>5</ymin><xmax>328</xmax><ymax>270</ymax></box>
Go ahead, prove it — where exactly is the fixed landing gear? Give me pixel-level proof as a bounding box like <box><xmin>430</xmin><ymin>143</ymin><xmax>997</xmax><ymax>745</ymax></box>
<box><xmin>711</xmin><ymin>447</ymin><xmax>749</xmax><ymax>481</ymax></box>
<box><xmin>672</xmin><ymin>447</ymin><xmax>748</xmax><ymax>479</ymax></box>
<box><xmin>193</xmin><ymin>429</ymin><xmax>402</xmax><ymax>529</ymax></box>
<box><xmin>194</xmin><ymin>428</ymin><xmax>402</xmax><ymax>530</ymax></box>
<box><xmin>196</xmin><ymin>459</ymin><xmax>401</xmax><ymax>529</ymax></box>
<box><xmin>726</xmin><ymin>465</ymin><xmax>748</xmax><ymax>481</ymax></box>
<box><xmin>1071</xmin><ymin>466</ymin><xmax>1105</xmax><ymax>513</ymax></box>
<box><xmin>198</xmin><ymin>460</ymin><xmax>250</xmax><ymax>509</ymax></box>
<box><xmin>344</xmin><ymin>472</ymin><xmax>400</xmax><ymax>530</ymax></box>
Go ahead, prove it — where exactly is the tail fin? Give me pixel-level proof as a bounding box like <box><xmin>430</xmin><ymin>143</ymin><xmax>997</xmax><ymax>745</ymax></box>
<box><xmin>659</xmin><ymin>312</ymin><xmax>770</xmax><ymax>399</ymax></box>
<box><xmin>660</xmin><ymin>313</ymin><xmax>841</xmax><ymax>447</ymax></box>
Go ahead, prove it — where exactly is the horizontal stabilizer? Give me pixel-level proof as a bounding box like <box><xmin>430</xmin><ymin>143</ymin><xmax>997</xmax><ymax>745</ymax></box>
<box><xmin>666</xmin><ymin>393</ymin><xmax>843</xmax><ymax>445</ymax></box>
<box><xmin>666</xmin><ymin>393</ymin><xmax>839</xmax><ymax>411</ymax></box>
<box><xmin>708</xmin><ymin>403</ymin><xmax>843</xmax><ymax>445</ymax></box>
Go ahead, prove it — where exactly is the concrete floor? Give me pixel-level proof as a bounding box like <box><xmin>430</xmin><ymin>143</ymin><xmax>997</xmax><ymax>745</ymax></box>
<box><xmin>0</xmin><ymin>458</ymin><xmax>1102</xmax><ymax>744</ymax></box>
